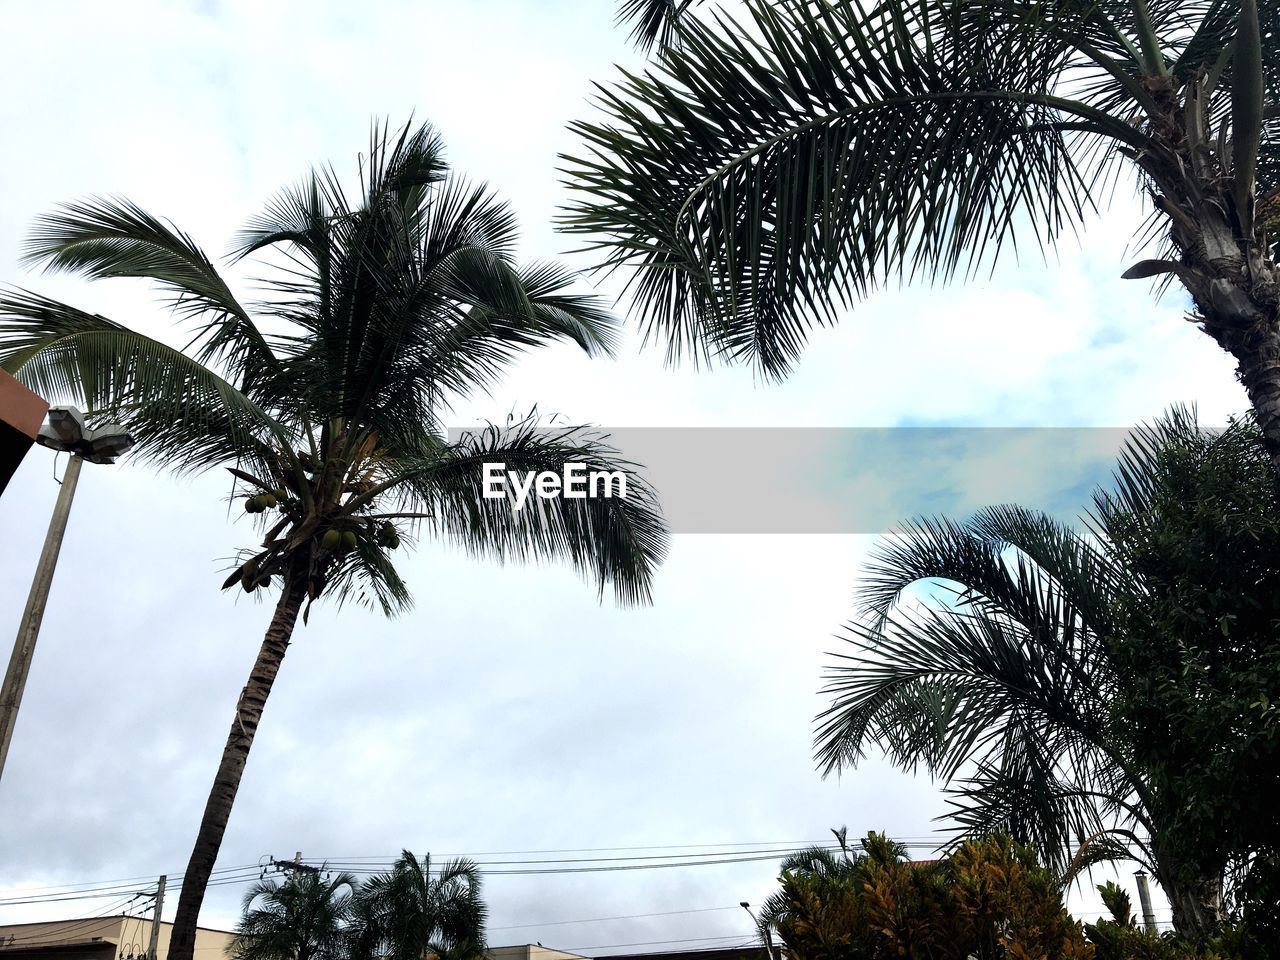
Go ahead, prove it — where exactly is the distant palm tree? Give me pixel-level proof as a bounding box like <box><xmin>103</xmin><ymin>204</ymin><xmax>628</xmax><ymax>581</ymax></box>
<box><xmin>0</xmin><ymin>122</ymin><xmax>666</xmax><ymax>960</ymax></box>
<box><xmin>577</xmin><ymin>1</ymin><xmax>1280</xmax><ymax>465</ymax></box>
<box><xmin>349</xmin><ymin>851</ymin><xmax>486</xmax><ymax>960</ymax></box>
<box><xmin>812</xmin><ymin>408</ymin><xmax>1278</xmax><ymax>934</ymax></box>
<box><xmin>232</xmin><ymin>871</ymin><xmax>356</xmax><ymax>960</ymax></box>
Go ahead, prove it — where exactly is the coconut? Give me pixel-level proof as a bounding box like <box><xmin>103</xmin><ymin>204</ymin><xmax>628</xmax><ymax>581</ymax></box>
<box><xmin>340</xmin><ymin>530</ymin><xmax>358</xmax><ymax>552</ymax></box>
<box><xmin>321</xmin><ymin>528</ymin><xmax>342</xmax><ymax>550</ymax></box>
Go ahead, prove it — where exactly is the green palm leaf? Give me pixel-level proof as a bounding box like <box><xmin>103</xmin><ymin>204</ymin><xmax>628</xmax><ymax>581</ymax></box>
<box><xmin>0</xmin><ymin>289</ymin><xmax>278</xmax><ymax>471</ymax></box>
<box><xmin>23</xmin><ymin>196</ymin><xmax>279</xmax><ymax>389</ymax></box>
<box><xmin>617</xmin><ymin>0</ymin><xmax>698</xmax><ymax>50</ymax></box>
<box><xmin>379</xmin><ymin>416</ymin><xmax>666</xmax><ymax>606</ymax></box>
<box><xmin>574</xmin><ymin>0</ymin><xmax>1279</xmax><ymax>380</ymax></box>
<box><xmin>567</xmin><ymin>0</ymin><xmax>1145</xmax><ymax>378</ymax></box>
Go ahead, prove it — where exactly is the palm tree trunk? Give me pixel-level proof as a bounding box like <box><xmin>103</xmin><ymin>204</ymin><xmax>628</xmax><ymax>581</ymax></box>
<box><xmin>1230</xmin><ymin>319</ymin><xmax>1280</xmax><ymax>472</ymax></box>
<box><xmin>1165</xmin><ymin>874</ymin><xmax>1225</xmax><ymax>938</ymax></box>
<box><xmin>1181</xmin><ymin>236</ymin><xmax>1280</xmax><ymax>471</ymax></box>
<box><xmin>167</xmin><ymin>574</ymin><xmax>309</xmax><ymax>960</ymax></box>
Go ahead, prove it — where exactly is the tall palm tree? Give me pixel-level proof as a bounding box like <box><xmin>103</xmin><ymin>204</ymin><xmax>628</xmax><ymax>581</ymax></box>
<box><xmin>0</xmin><ymin>121</ymin><xmax>667</xmax><ymax>960</ymax></box>
<box><xmin>811</xmin><ymin>408</ymin><xmax>1280</xmax><ymax>935</ymax></box>
<box><xmin>349</xmin><ymin>851</ymin><xmax>486</xmax><ymax>960</ymax></box>
<box><xmin>232</xmin><ymin>871</ymin><xmax>356</xmax><ymax>960</ymax></box>
<box><xmin>571</xmin><ymin>1</ymin><xmax>1280</xmax><ymax>467</ymax></box>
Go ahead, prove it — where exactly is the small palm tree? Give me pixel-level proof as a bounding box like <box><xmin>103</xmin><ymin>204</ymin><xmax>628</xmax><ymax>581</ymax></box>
<box><xmin>0</xmin><ymin>121</ymin><xmax>667</xmax><ymax>960</ymax></box>
<box><xmin>572</xmin><ymin>1</ymin><xmax>1280</xmax><ymax>466</ymax></box>
<box><xmin>349</xmin><ymin>851</ymin><xmax>486</xmax><ymax>960</ymax></box>
<box><xmin>232</xmin><ymin>871</ymin><xmax>356</xmax><ymax>960</ymax></box>
<box><xmin>812</xmin><ymin>408</ymin><xmax>1279</xmax><ymax>934</ymax></box>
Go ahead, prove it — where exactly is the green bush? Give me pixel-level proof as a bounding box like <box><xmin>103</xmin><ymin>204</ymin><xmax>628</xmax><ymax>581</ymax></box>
<box><xmin>1083</xmin><ymin>882</ymin><xmax>1254</xmax><ymax>960</ymax></box>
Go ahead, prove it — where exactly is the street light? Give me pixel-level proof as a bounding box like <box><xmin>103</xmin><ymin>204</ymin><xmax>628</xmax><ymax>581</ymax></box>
<box><xmin>1133</xmin><ymin>871</ymin><xmax>1159</xmax><ymax>935</ymax></box>
<box><xmin>0</xmin><ymin>406</ymin><xmax>134</xmax><ymax>784</ymax></box>
<box><xmin>740</xmin><ymin>902</ymin><xmax>779</xmax><ymax>960</ymax></box>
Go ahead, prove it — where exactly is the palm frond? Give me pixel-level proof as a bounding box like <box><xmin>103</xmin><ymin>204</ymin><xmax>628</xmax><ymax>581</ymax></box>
<box><xmin>361</xmin><ymin>119</ymin><xmax>450</xmax><ymax>229</ymax></box>
<box><xmin>22</xmin><ymin>196</ymin><xmax>279</xmax><ymax>389</ymax></box>
<box><xmin>617</xmin><ymin>0</ymin><xmax>698</xmax><ymax>50</ymax></box>
<box><xmin>563</xmin><ymin>0</ymin><xmax>1145</xmax><ymax>378</ymax></box>
<box><xmin>816</xmin><ymin>601</ymin><xmax>1113</xmax><ymax>775</ymax></box>
<box><xmin>325</xmin><ymin>530</ymin><xmax>414</xmax><ymax>617</ymax></box>
<box><xmin>0</xmin><ymin>289</ymin><xmax>280</xmax><ymax>472</ymax></box>
<box><xmin>857</xmin><ymin>507</ymin><xmax>1116</xmax><ymax>661</ymax></box>
<box><xmin>380</xmin><ymin>416</ymin><xmax>667</xmax><ymax>606</ymax></box>
<box><xmin>410</xmin><ymin>257</ymin><xmax>617</xmax><ymax>404</ymax></box>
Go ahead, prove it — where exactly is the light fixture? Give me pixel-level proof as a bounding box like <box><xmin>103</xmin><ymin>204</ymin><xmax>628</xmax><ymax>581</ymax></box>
<box><xmin>35</xmin><ymin>405</ymin><xmax>135</xmax><ymax>464</ymax></box>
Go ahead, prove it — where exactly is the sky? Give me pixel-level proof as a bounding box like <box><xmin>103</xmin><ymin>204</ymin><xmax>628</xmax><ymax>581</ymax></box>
<box><xmin>0</xmin><ymin>0</ymin><xmax>1252</xmax><ymax>949</ymax></box>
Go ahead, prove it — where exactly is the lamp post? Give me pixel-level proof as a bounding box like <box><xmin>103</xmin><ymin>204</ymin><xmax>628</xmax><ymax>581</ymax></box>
<box><xmin>0</xmin><ymin>406</ymin><xmax>134</xmax><ymax>785</ymax></box>
<box><xmin>1133</xmin><ymin>871</ymin><xmax>1159</xmax><ymax>935</ymax></box>
<box><xmin>741</xmin><ymin>902</ymin><xmax>779</xmax><ymax>960</ymax></box>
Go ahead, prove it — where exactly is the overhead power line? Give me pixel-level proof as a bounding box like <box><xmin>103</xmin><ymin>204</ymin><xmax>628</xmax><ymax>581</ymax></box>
<box><xmin>0</xmin><ymin>833</ymin><xmax>1027</xmax><ymax>909</ymax></box>
<box><xmin>491</xmin><ymin>906</ymin><xmax>740</xmax><ymax>931</ymax></box>
<box><xmin>565</xmin><ymin>942</ymin><xmax>752</xmax><ymax>957</ymax></box>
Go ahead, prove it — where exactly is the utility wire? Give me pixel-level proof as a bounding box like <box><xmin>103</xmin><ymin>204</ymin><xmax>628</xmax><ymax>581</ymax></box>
<box><xmin>3</xmin><ymin>834</ymin><xmax>1157</xmax><ymax>907</ymax></box>
<box><xmin>568</xmin><ymin>934</ymin><xmax>757</xmax><ymax>951</ymax></box>
<box><xmin>491</xmin><ymin>906</ymin><xmax>740</xmax><ymax>931</ymax></box>
<box><xmin>586</xmin><ymin>942</ymin><xmax>758</xmax><ymax>958</ymax></box>
<box><xmin>0</xmin><ymin>894</ymin><xmax>150</xmax><ymax>945</ymax></box>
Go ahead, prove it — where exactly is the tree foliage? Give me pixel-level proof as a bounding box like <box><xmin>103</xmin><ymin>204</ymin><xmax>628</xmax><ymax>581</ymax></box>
<box><xmin>582</xmin><ymin>0</ymin><xmax>1279</xmax><ymax>378</ymax></box>
<box><xmin>1</xmin><ymin>120</ymin><xmax>669</xmax><ymax>960</ymax></box>
<box><xmin>233</xmin><ymin>852</ymin><xmax>486</xmax><ymax>960</ymax></box>
<box><xmin>232</xmin><ymin>871</ymin><xmax>356</xmax><ymax>960</ymax></box>
<box><xmin>756</xmin><ymin>829</ymin><xmax>1091</xmax><ymax>960</ymax></box>
<box><xmin>814</xmin><ymin>408</ymin><xmax>1280</xmax><ymax>936</ymax></box>
<box><xmin>349</xmin><ymin>852</ymin><xmax>487</xmax><ymax>960</ymax></box>
<box><xmin>1084</xmin><ymin>882</ymin><xmax>1250</xmax><ymax>960</ymax></box>
<box><xmin>1</xmin><ymin>120</ymin><xmax>668</xmax><ymax>612</ymax></box>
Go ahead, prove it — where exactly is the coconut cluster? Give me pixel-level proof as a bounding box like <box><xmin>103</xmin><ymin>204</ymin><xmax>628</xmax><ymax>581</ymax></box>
<box><xmin>225</xmin><ymin>443</ymin><xmax>406</xmax><ymax>598</ymax></box>
<box><xmin>243</xmin><ymin>489</ymin><xmax>287</xmax><ymax>513</ymax></box>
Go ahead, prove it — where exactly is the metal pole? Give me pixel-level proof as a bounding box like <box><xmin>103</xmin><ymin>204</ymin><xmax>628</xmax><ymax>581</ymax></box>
<box><xmin>0</xmin><ymin>454</ymin><xmax>83</xmax><ymax>784</ymax></box>
<box><xmin>148</xmin><ymin>876</ymin><xmax>167</xmax><ymax>960</ymax></box>
<box><xmin>1134</xmin><ymin>871</ymin><xmax>1159</xmax><ymax>934</ymax></box>
<box><xmin>741</xmin><ymin>902</ymin><xmax>778</xmax><ymax>960</ymax></box>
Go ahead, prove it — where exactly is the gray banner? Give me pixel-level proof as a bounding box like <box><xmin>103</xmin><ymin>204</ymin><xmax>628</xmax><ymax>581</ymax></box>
<box><xmin>449</xmin><ymin>427</ymin><xmax>1138</xmax><ymax>533</ymax></box>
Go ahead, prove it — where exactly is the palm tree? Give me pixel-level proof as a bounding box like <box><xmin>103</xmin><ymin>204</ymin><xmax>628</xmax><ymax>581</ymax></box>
<box><xmin>232</xmin><ymin>871</ymin><xmax>356</xmax><ymax>960</ymax></box>
<box><xmin>570</xmin><ymin>1</ymin><xmax>1280</xmax><ymax>467</ymax></box>
<box><xmin>811</xmin><ymin>408</ymin><xmax>1280</xmax><ymax>935</ymax></box>
<box><xmin>349</xmin><ymin>851</ymin><xmax>486</xmax><ymax>960</ymax></box>
<box><xmin>0</xmin><ymin>121</ymin><xmax>667</xmax><ymax>960</ymax></box>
